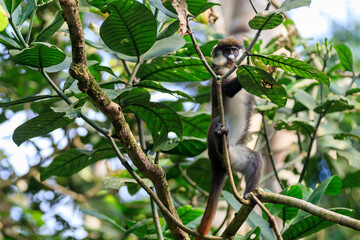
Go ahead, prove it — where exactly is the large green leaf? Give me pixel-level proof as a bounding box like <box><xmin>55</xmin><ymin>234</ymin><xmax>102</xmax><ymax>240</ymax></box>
<box><xmin>34</xmin><ymin>10</ymin><xmax>65</xmax><ymax>42</ymax></box>
<box><xmin>283</xmin><ymin>208</ymin><xmax>353</xmax><ymax>240</ymax></box>
<box><xmin>100</xmin><ymin>0</ymin><xmax>157</xmax><ymax>56</ymax></box>
<box><xmin>254</xmin><ymin>55</ymin><xmax>330</xmax><ymax>86</ymax></box>
<box><xmin>313</xmin><ymin>95</ymin><xmax>354</xmax><ymax>114</ymax></box>
<box><xmin>179</xmin><ymin>112</ymin><xmax>210</xmax><ymax>138</ymax></box>
<box><xmin>248</xmin><ymin>12</ymin><xmax>284</xmax><ymax>30</ymax></box>
<box><xmin>13</xmin><ymin>111</ymin><xmax>74</xmax><ymax>146</ymax></box>
<box><xmin>279</xmin><ymin>185</ymin><xmax>302</xmax><ymax>221</ymax></box>
<box><xmin>102</xmin><ymin>177</ymin><xmax>153</xmax><ymax>190</ymax></box>
<box><xmin>342</xmin><ymin>170</ymin><xmax>360</xmax><ymax>188</ymax></box>
<box><xmin>134</xmin><ymin>80</ymin><xmax>194</xmax><ymax>101</ymax></box>
<box><xmin>176</xmin><ymin>205</ymin><xmax>203</xmax><ymax>226</ymax></box>
<box><xmin>334</xmin><ymin>44</ymin><xmax>353</xmax><ymax>72</ymax></box>
<box><xmin>274</xmin><ymin>118</ymin><xmax>315</xmax><ymax>136</ymax></box>
<box><xmin>137</xmin><ymin>57</ymin><xmax>211</xmax><ymax>82</ymax></box>
<box><xmin>163</xmin><ymin>137</ymin><xmax>207</xmax><ymax>157</ymax></box>
<box><xmin>0</xmin><ymin>95</ymin><xmax>59</xmax><ymax>107</ymax></box>
<box><xmin>12</xmin><ymin>43</ymin><xmax>66</xmax><ymax>68</ymax></box>
<box><xmin>237</xmin><ymin>65</ymin><xmax>287</xmax><ymax>107</ymax></box>
<box><xmin>120</xmin><ymin>89</ymin><xmax>182</xmax><ymax>151</ymax></box>
<box><xmin>40</xmin><ymin>148</ymin><xmax>116</xmax><ymax>181</ymax></box>
<box><xmin>143</xmin><ymin>33</ymin><xmax>185</xmax><ymax>60</ymax></box>
<box><xmin>293</xmin><ymin>89</ymin><xmax>316</xmax><ymax>110</ymax></box>
<box><xmin>18</xmin><ymin>0</ymin><xmax>35</xmax><ymax>26</ymax></box>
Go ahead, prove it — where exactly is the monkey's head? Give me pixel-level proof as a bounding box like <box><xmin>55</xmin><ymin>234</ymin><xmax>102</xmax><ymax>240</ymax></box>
<box><xmin>211</xmin><ymin>37</ymin><xmax>243</xmax><ymax>68</ymax></box>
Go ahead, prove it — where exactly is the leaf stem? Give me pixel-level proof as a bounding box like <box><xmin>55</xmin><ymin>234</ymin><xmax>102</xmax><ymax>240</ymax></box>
<box><xmin>262</xmin><ymin>113</ymin><xmax>284</xmax><ymax>189</ymax></box>
<box><xmin>9</xmin><ymin>17</ymin><xmax>29</xmax><ymax>48</ymax></box>
<box><xmin>128</xmin><ymin>55</ymin><xmax>144</xmax><ymax>85</ymax></box>
<box><xmin>249</xmin><ymin>0</ymin><xmax>258</xmax><ymax>13</ymax></box>
<box><xmin>41</xmin><ymin>68</ymin><xmax>108</xmax><ymax>136</ymax></box>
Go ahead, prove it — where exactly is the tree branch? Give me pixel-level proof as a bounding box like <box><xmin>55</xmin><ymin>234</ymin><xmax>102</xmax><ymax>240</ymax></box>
<box><xmin>58</xmin><ymin>0</ymin><xmax>187</xmax><ymax>238</ymax></box>
<box><xmin>256</xmin><ymin>189</ymin><xmax>360</xmax><ymax>231</ymax></box>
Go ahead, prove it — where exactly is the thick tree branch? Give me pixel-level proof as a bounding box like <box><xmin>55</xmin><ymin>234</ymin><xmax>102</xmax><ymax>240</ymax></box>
<box><xmin>256</xmin><ymin>189</ymin><xmax>360</xmax><ymax>231</ymax></box>
<box><xmin>58</xmin><ymin>0</ymin><xmax>187</xmax><ymax>238</ymax></box>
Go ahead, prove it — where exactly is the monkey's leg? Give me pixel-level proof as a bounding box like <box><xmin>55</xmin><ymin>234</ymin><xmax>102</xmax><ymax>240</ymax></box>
<box><xmin>228</xmin><ymin>145</ymin><xmax>263</xmax><ymax>199</ymax></box>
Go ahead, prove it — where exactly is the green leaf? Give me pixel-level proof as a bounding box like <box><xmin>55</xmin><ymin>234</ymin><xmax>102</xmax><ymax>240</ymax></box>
<box><xmin>177</xmin><ymin>205</ymin><xmax>204</xmax><ymax>226</ymax></box>
<box><xmin>0</xmin><ymin>4</ymin><xmax>8</xmax><ymax>31</ymax></box>
<box><xmin>282</xmin><ymin>208</ymin><xmax>353</xmax><ymax>240</ymax></box>
<box><xmin>137</xmin><ymin>56</ymin><xmax>211</xmax><ymax>82</ymax></box>
<box><xmin>237</xmin><ymin>65</ymin><xmax>287</xmax><ymax>107</ymax></box>
<box><xmin>179</xmin><ymin>112</ymin><xmax>211</xmax><ymax>138</ymax></box>
<box><xmin>249</xmin><ymin>12</ymin><xmax>284</xmax><ymax>30</ymax></box>
<box><xmin>134</xmin><ymin>80</ymin><xmax>194</xmax><ymax>101</ymax></box>
<box><xmin>0</xmin><ymin>95</ymin><xmax>59</xmax><ymax>108</ymax></box>
<box><xmin>313</xmin><ymin>95</ymin><xmax>354</xmax><ymax>114</ymax></box>
<box><xmin>103</xmin><ymin>88</ymin><xmax>132</xmax><ymax>100</ymax></box>
<box><xmin>162</xmin><ymin>0</ymin><xmax>219</xmax><ymax>17</ymax></box>
<box><xmin>157</xmin><ymin>20</ymin><xmax>179</xmax><ymax>40</ymax></box>
<box><xmin>342</xmin><ymin>170</ymin><xmax>360</xmax><ymax>188</ymax></box>
<box><xmin>254</xmin><ymin>55</ymin><xmax>330</xmax><ymax>86</ymax></box>
<box><xmin>125</xmin><ymin>219</ymin><xmax>153</xmax><ymax>235</ymax></box>
<box><xmin>245</xmin><ymin>226</ymin><xmax>261</xmax><ymax>240</ymax></box>
<box><xmin>333</xmin><ymin>132</ymin><xmax>360</xmax><ymax>143</ymax></box>
<box><xmin>274</xmin><ymin>118</ymin><xmax>315</xmax><ymax>136</ymax></box>
<box><xmin>18</xmin><ymin>0</ymin><xmax>35</xmax><ymax>26</ymax></box>
<box><xmin>187</xmin><ymin>158</ymin><xmax>211</xmax><ymax>191</ymax></box>
<box><xmin>5</xmin><ymin>0</ymin><xmax>22</xmax><ymax>13</ymax></box>
<box><xmin>37</xmin><ymin>0</ymin><xmax>54</xmax><ymax>6</ymax></box>
<box><xmin>162</xmin><ymin>137</ymin><xmax>207</xmax><ymax>157</ymax></box>
<box><xmin>345</xmin><ymin>88</ymin><xmax>360</xmax><ymax>96</ymax></box>
<box><xmin>121</xmin><ymin>89</ymin><xmax>182</xmax><ymax>151</ymax></box>
<box><xmin>280</xmin><ymin>185</ymin><xmax>302</xmax><ymax>221</ymax></box>
<box><xmin>334</xmin><ymin>44</ymin><xmax>353</xmax><ymax>72</ymax></box>
<box><xmin>51</xmin><ymin>104</ymin><xmax>81</xmax><ymax>119</ymax></box>
<box><xmin>145</xmin><ymin>32</ymin><xmax>185</xmax><ymax>58</ymax></box>
<box><xmin>0</xmin><ymin>33</ymin><xmax>21</xmax><ymax>49</ymax></box>
<box><xmin>102</xmin><ymin>177</ymin><xmax>153</xmax><ymax>190</ymax></box>
<box><xmin>148</xmin><ymin>0</ymin><xmax>177</xmax><ymax>18</ymax></box>
<box><xmin>40</xmin><ymin>148</ymin><xmax>116</xmax><ymax>181</ymax></box>
<box><xmin>81</xmin><ymin>209</ymin><xmax>125</xmax><ymax>231</ymax></box>
<box><xmin>293</xmin><ymin>89</ymin><xmax>316</xmax><ymax>110</ymax></box>
<box><xmin>100</xmin><ymin>0</ymin><xmax>157</xmax><ymax>56</ymax></box>
<box><xmin>13</xmin><ymin>112</ymin><xmax>74</xmax><ymax>146</ymax></box>
<box><xmin>34</xmin><ymin>11</ymin><xmax>65</xmax><ymax>42</ymax></box>
<box><xmin>275</xmin><ymin>0</ymin><xmax>311</xmax><ymax>13</ymax></box>
<box><xmin>12</xmin><ymin>42</ymin><xmax>66</xmax><ymax>68</ymax></box>
<box><xmin>293</xmin><ymin>176</ymin><xmax>342</xmax><ymax>223</ymax></box>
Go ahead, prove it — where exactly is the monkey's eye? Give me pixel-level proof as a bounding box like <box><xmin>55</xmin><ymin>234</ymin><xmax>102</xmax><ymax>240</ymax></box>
<box><xmin>232</xmin><ymin>49</ymin><xmax>238</xmax><ymax>55</ymax></box>
<box><xmin>223</xmin><ymin>49</ymin><xmax>232</xmax><ymax>56</ymax></box>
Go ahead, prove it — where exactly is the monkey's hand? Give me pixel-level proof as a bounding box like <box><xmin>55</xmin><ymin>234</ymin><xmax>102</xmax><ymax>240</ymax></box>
<box><xmin>215</xmin><ymin>123</ymin><xmax>229</xmax><ymax>136</ymax></box>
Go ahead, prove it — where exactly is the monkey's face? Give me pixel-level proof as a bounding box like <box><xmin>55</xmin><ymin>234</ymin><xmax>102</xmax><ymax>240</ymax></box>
<box><xmin>212</xmin><ymin>46</ymin><xmax>243</xmax><ymax>68</ymax></box>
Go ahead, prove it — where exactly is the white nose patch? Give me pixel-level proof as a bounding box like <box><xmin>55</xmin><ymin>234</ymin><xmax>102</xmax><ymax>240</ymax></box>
<box><xmin>228</xmin><ymin>54</ymin><xmax>235</xmax><ymax>60</ymax></box>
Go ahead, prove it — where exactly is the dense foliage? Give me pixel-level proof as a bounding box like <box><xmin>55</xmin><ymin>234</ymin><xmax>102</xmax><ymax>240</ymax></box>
<box><xmin>0</xmin><ymin>0</ymin><xmax>359</xmax><ymax>239</ymax></box>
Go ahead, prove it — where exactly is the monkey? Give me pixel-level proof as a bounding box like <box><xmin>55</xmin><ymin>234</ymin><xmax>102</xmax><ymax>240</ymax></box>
<box><xmin>196</xmin><ymin>37</ymin><xmax>263</xmax><ymax>238</ymax></box>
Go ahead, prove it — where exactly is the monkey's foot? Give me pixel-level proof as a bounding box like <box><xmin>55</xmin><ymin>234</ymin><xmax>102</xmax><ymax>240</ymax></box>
<box><xmin>215</xmin><ymin>123</ymin><xmax>229</xmax><ymax>135</ymax></box>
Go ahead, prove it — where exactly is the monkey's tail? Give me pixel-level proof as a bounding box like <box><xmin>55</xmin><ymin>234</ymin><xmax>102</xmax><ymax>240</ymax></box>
<box><xmin>195</xmin><ymin>166</ymin><xmax>227</xmax><ymax>239</ymax></box>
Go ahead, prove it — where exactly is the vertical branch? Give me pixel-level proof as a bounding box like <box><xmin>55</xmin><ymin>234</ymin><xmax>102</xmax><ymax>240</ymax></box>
<box><xmin>261</xmin><ymin>113</ymin><xmax>284</xmax><ymax>189</ymax></box>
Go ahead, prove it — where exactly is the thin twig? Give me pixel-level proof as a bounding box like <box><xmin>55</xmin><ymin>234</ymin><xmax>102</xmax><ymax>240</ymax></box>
<box><xmin>261</xmin><ymin>113</ymin><xmax>284</xmax><ymax>189</ymax></box>
<box><xmin>137</xmin><ymin>117</ymin><xmax>164</xmax><ymax>240</ymax></box>
<box><xmin>187</xmin><ymin>22</ymin><xmax>217</xmax><ymax>79</ymax></box>
<box><xmin>128</xmin><ymin>55</ymin><xmax>144</xmax><ymax>85</ymax></box>
<box><xmin>9</xmin><ymin>17</ymin><xmax>28</xmax><ymax>48</ymax></box>
<box><xmin>176</xmin><ymin>165</ymin><xmax>209</xmax><ymax>197</ymax></box>
<box><xmin>250</xmin><ymin>193</ymin><xmax>283</xmax><ymax>240</ymax></box>
<box><xmin>345</xmin><ymin>73</ymin><xmax>359</xmax><ymax>92</ymax></box>
<box><xmin>249</xmin><ymin>0</ymin><xmax>258</xmax><ymax>13</ymax></box>
<box><xmin>121</xmin><ymin>59</ymin><xmax>132</xmax><ymax>78</ymax></box>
